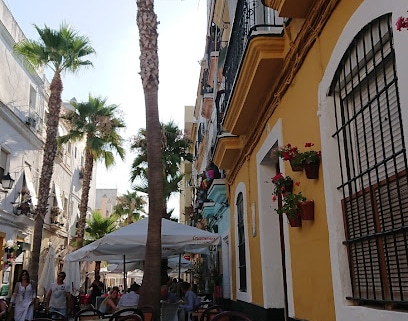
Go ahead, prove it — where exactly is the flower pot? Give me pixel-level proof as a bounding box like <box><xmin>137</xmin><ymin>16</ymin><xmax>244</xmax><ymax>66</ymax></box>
<box><xmin>300</xmin><ymin>200</ymin><xmax>314</xmax><ymax>220</ymax></box>
<box><xmin>304</xmin><ymin>160</ymin><xmax>320</xmax><ymax>179</ymax></box>
<box><xmin>290</xmin><ymin>159</ymin><xmax>303</xmax><ymax>172</ymax></box>
<box><xmin>286</xmin><ymin>211</ymin><xmax>302</xmax><ymax>227</ymax></box>
<box><xmin>283</xmin><ymin>181</ymin><xmax>294</xmax><ymax>194</ymax></box>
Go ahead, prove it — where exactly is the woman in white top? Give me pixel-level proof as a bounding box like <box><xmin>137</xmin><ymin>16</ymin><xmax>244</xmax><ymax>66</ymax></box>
<box><xmin>9</xmin><ymin>270</ymin><xmax>36</xmax><ymax>321</ymax></box>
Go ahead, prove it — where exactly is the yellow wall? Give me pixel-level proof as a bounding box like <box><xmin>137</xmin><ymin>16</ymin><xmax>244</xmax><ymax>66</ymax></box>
<box><xmin>228</xmin><ymin>0</ymin><xmax>363</xmax><ymax>320</ymax></box>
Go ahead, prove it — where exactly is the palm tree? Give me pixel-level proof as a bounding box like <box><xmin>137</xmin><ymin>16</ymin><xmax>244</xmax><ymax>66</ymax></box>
<box><xmin>130</xmin><ymin>121</ymin><xmax>193</xmax><ymax>218</ymax></box>
<box><xmin>85</xmin><ymin>210</ymin><xmax>117</xmax><ymax>278</ymax></box>
<box><xmin>136</xmin><ymin>0</ymin><xmax>163</xmax><ymax>314</ymax></box>
<box><xmin>13</xmin><ymin>23</ymin><xmax>95</xmax><ymax>283</ymax></box>
<box><xmin>59</xmin><ymin>94</ymin><xmax>125</xmax><ymax>249</ymax></box>
<box><xmin>113</xmin><ymin>191</ymin><xmax>146</xmax><ymax>225</ymax></box>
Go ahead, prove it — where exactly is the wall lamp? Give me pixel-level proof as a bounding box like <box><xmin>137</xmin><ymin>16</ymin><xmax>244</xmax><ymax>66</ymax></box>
<box><xmin>1</xmin><ymin>173</ymin><xmax>15</xmax><ymax>193</ymax></box>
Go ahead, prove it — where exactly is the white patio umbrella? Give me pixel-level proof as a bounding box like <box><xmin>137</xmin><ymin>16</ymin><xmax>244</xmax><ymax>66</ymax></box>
<box><xmin>38</xmin><ymin>246</ymin><xmax>55</xmax><ymax>297</ymax></box>
<box><xmin>167</xmin><ymin>256</ymin><xmax>191</xmax><ymax>270</ymax></box>
<box><xmin>64</xmin><ymin>218</ymin><xmax>220</xmax><ymax>262</ymax></box>
<box><xmin>63</xmin><ymin>261</ymin><xmax>81</xmax><ymax>295</ymax></box>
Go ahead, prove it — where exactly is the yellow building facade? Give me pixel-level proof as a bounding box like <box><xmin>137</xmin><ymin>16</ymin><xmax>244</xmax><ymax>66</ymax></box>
<box><xmin>191</xmin><ymin>0</ymin><xmax>408</xmax><ymax>320</ymax></box>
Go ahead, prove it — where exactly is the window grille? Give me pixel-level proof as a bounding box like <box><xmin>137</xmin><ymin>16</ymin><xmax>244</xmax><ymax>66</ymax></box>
<box><xmin>236</xmin><ymin>192</ymin><xmax>247</xmax><ymax>292</ymax></box>
<box><xmin>329</xmin><ymin>13</ymin><xmax>408</xmax><ymax>307</ymax></box>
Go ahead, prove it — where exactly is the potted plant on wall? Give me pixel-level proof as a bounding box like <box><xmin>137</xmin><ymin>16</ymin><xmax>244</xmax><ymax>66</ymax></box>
<box><xmin>301</xmin><ymin>142</ymin><xmax>321</xmax><ymax>179</ymax></box>
<box><xmin>299</xmin><ymin>199</ymin><xmax>315</xmax><ymax>220</ymax></box>
<box><xmin>274</xmin><ymin>144</ymin><xmax>304</xmax><ymax>171</ymax></box>
<box><xmin>271</xmin><ymin>173</ymin><xmax>295</xmax><ymax>196</ymax></box>
<box><xmin>275</xmin><ymin>192</ymin><xmax>306</xmax><ymax>227</ymax></box>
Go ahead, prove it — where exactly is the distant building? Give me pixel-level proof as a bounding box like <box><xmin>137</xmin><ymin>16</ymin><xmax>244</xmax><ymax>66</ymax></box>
<box><xmin>179</xmin><ymin>105</ymin><xmax>194</xmax><ymax>225</ymax></box>
<box><xmin>95</xmin><ymin>188</ymin><xmax>118</xmax><ymax>218</ymax></box>
<box><xmin>0</xmin><ymin>0</ymin><xmax>96</xmax><ymax>295</ymax></box>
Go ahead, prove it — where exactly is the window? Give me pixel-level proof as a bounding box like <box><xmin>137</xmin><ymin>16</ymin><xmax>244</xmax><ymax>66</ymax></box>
<box><xmin>0</xmin><ymin>149</ymin><xmax>8</xmax><ymax>179</ymax></box>
<box><xmin>330</xmin><ymin>14</ymin><xmax>408</xmax><ymax>307</ymax></box>
<box><xmin>236</xmin><ymin>192</ymin><xmax>247</xmax><ymax>292</ymax></box>
<box><xmin>29</xmin><ymin>85</ymin><xmax>36</xmax><ymax>111</ymax></box>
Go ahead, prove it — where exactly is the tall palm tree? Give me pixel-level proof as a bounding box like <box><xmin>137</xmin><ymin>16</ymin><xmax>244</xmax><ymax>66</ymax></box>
<box><xmin>13</xmin><ymin>23</ymin><xmax>95</xmax><ymax>283</ymax></box>
<box><xmin>59</xmin><ymin>94</ymin><xmax>125</xmax><ymax>249</ymax></box>
<box><xmin>130</xmin><ymin>121</ymin><xmax>193</xmax><ymax>218</ymax></box>
<box><xmin>136</xmin><ymin>0</ymin><xmax>163</xmax><ymax>314</ymax></box>
<box><xmin>113</xmin><ymin>191</ymin><xmax>146</xmax><ymax>225</ymax></box>
<box><xmin>85</xmin><ymin>210</ymin><xmax>117</xmax><ymax>278</ymax></box>
<box><xmin>131</xmin><ymin>121</ymin><xmax>192</xmax><ymax>286</ymax></box>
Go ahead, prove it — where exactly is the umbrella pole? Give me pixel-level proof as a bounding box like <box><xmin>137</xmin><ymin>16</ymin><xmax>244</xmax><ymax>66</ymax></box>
<box><xmin>178</xmin><ymin>253</ymin><xmax>181</xmax><ymax>280</ymax></box>
<box><xmin>123</xmin><ymin>255</ymin><xmax>127</xmax><ymax>291</ymax></box>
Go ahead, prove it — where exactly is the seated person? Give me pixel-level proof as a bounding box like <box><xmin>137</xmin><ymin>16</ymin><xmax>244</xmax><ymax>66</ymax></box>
<box><xmin>160</xmin><ymin>285</ymin><xmax>177</xmax><ymax>303</ymax></box>
<box><xmin>179</xmin><ymin>282</ymin><xmax>201</xmax><ymax>312</ymax></box>
<box><xmin>117</xmin><ymin>283</ymin><xmax>140</xmax><ymax>308</ymax></box>
<box><xmin>0</xmin><ymin>300</ymin><xmax>7</xmax><ymax>320</ymax></box>
<box><xmin>99</xmin><ymin>286</ymin><xmax>120</xmax><ymax>315</ymax></box>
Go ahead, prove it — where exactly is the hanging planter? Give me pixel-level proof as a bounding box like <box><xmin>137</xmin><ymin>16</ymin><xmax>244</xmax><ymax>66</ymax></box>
<box><xmin>304</xmin><ymin>160</ymin><xmax>320</xmax><ymax>179</ymax></box>
<box><xmin>300</xmin><ymin>200</ymin><xmax>315</xmax><ymax>220</ymax></box>
<box><xmin>286</xmin><ymin>210</ymin><xmax>302</xmax><ymax>227</ymax></box>
<box><xmin>272</xmin><ymin>173</ymin><xmax>295</xmax><ymax>196</ymax></box>
<box><xmin>289</xmin><ymin>159</ymin><xmax>303</xmax><ymax>172</ymax></box>
<box><xmin>301</xmin><ymin>142</ymin><xmax>321</xmax><ymax>179</ymax></box>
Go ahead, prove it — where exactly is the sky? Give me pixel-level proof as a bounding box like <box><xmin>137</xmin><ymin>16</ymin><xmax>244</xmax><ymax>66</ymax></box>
<box><xmin>5</xmin><ymin>0</ymin><xmax>208</xmax><ymax>217</ymax></box>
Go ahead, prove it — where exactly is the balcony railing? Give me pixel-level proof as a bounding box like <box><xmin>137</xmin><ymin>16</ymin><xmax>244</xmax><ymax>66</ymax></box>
<box><xmin>221</xmin><ymin>1</ymin><xmax>285</xmax><ymax>118</ymax></box>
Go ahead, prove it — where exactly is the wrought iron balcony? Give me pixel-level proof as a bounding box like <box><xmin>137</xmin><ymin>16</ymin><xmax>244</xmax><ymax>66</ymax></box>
<box><xmin>221</xmin><ymin>0</ymin><xmax>285</xmax><ymax>125</ymax></box>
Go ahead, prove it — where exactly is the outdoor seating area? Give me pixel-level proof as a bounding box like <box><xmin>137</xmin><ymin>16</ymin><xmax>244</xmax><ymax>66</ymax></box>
<box><xmin>28</xmin><ymin>289</ymin><xmax>251</xmax><ymax>321</ymax></box>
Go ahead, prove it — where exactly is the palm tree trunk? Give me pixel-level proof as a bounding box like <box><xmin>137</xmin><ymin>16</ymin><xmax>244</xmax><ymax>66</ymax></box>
<box><xmin>95</xmin><ymin>261</ymin><xmax>101</xmax><ymax>280</ymax></box>
<box><xmin>136</xmin><ymin>0</ymin><xmax>162</xmax><ymax>318</ymax></box>
<box><xmin>30</xmin><ymin>72</ymin><xmax>63</xmax><ymax>284</ymax></box>
<box><xmin>76</xmin><ymin>146</ymin><xmax>94</xmax><ymax>249</ymax></box>
<box><xmin>128</xmin><ymin>198</ymin><xmax>136</xmax><ymax>225</ymax></box>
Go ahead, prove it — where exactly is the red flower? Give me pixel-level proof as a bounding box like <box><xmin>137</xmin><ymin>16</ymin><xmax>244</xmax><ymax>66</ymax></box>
<box><xmin>275</xmin><ymin>144</ymin><xmax>300</xmax><ymax>162</ymax></box>
<box><xmin>396</xmin><ymin>16</ymin><xmax>408</xmax><ymax>31</ymax></box>
<box><xmin>272</xmin><ymin>195</ymin><xmax>277</xmax><ymax>202</ymax></box>
<box><xmin>272</xmin><ymin>173</ymin><xmax>284</xmax><ymax>183</ymax></box>
<box><xmin>305</xmin><ymin>142</ymin><xmax>314</xmax><ymax>148</ymax></box>
<box><xmin>295</xmin><ymin>181</ymin><xmax>300</xmax><ymax>186</ymax></box>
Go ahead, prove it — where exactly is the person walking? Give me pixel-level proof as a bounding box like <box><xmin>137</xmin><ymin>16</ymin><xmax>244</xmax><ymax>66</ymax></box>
<box><xmin>8</xmin><ymin>270</ymin><xmax>36</xmax><ymax>321</ymax></box>
<box><xmin>46</xmin><ymin>271</ymin><xmax>72</xmax><ymax>317</ymax></box>
<box><xmin>89</xmin><ymin>275</ymin><xmax>104</xmax><ymax>308</ymax></box>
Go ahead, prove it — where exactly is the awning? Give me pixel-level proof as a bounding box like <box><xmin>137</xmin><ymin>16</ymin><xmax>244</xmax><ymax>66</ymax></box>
<box><xmin>24</xmin><ymin>166</ymin><xmax>37</xmax><ymax>206</ymax></box>
<box><xmin>53</xmin><ymin>183</ymin><xmax>63</xmax><ymax>210</ymax></box>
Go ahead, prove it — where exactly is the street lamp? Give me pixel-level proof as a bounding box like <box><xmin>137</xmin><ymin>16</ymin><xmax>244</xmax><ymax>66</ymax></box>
<box><xmin>1</xmin><ymin>173</ymin><xmax>15</xmax><ymax>191</ymax></box>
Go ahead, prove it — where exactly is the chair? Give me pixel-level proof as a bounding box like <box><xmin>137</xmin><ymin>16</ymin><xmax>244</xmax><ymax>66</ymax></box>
<box><xmin>109</xmin><ymin>308</ymin><xmax>145</xmax><ymax>321</ymax></box>
<box><xmin>117</xmin><ymin>305</ymin><xmax>138</xmax><ymax>311</ymax></box>
<box><xmin>198</xmin><ymin>305</ymin><xmax>223</xmax><ymax>321</ymax></box>
<box><xmin>74</xmin><ymin>308</ymin><xmax>104</xmax><ymax>321</ymax></box>
<box><xmin>115</xmin><ymin>315</ymin><xmax>143</xmax><ymax>321</ymax></box>
<box><xmin>49</xmin><ymin>311</ymin><xmax>68</xmax><ymax>321</ymax></box>
<box><xmin>95</xmin><ymin>296</ymin><xmax>105</xmax><ymax>310</ymax></box>
<box><xmin>160</xmin><ymin>300</ymin><xmax>181</xmax><ymax>321</ymax></box>
<box><xmin>139</xmin><ymin>305</ymin><xmax>154</xmax><ymax>321</ymax></box>
<box><xmin>210</xmin><ymin>311</ymin><xmax>253</xmax><ymax>321</ymax></box>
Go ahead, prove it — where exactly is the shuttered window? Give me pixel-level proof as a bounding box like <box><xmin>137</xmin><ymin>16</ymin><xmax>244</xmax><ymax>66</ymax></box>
<box><xmin>236</xmin><ymin>192</ymin><xmax>247</xmax><ymax>292</ymax></box>
<box><xmin>330</xmin><ymin>14</ymin><xmax>408</xmax><ymax>307</ymax></box>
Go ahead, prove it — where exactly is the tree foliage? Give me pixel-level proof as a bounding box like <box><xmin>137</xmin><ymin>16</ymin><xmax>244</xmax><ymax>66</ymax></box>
<box><xmin>14</xmin><ymin>23</ymin><xmax>95</xmax><ymax>284</ymax></box>
<box><xmin>59</xmin><ymin>94</ymin><xmax>125</xmax><ymax>249</ymax></box>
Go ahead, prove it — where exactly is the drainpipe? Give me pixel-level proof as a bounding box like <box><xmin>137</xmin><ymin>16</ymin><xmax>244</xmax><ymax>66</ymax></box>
<box><xmin>277</xmin><ymin>163</ymin><xmax>288</xmax><ymax>321</ymax></box>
